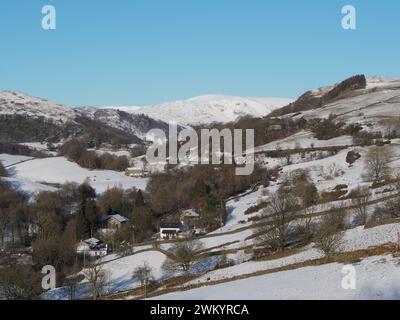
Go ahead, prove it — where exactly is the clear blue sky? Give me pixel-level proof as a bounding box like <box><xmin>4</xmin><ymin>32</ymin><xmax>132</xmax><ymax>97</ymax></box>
<box><xmin>0</xmin><ymin>0</ymin><xmax>399</xmax><ymax>106</ymax></box>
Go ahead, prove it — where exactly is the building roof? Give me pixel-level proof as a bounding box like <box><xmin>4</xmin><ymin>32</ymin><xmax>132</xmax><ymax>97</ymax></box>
<box><xmin>84</xmin><ymin>238</ymin><xmax>101</xmax><ymax>246</ymax></box>
<box><xmin>102</xmin><ymin>214</ymin><xmax>129</xmax><ymax>223</ymax></box>
<box><xmin>161</xmin><ymin>229</ymin><xmax>180</xmax><ymax>235</ymax></box>
<box><xmin>180</xmin><ymin>209</ymin><xmax>200</xmax><ymax>219</ymax></box>
<box><xmin>160</xmin><ymin>222</ymin><xmax>183</xmax><ymax>229</ymax></box>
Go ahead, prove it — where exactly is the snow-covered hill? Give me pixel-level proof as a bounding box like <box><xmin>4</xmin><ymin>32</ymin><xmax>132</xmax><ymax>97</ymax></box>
<box><xmin>0</xmin><ymin>91</ymin><xmax>292</xmax><ymax>143</ymax></box>
<box><xmin>0</xmin><ymin>91</ymin><xmax>75</xmax><ymax>123</ymax></box>
<box><xmin>109</xmin><ymin>94</ymin><xmax>293</xmax><ymax>126</ymax></box>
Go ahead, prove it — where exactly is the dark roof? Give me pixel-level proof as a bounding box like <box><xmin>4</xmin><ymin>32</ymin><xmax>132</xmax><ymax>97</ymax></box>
<box><xmin>162</xmin><ymin>230</ymin><xmax>180</xmax><ymax>235</ymax></box>
<box><xmin>160</xmin><ymin>223</ymin><xmax>182</xmax><ymax>229</ymax></box>
<box><xmin>102</xmin><ymin>214</ymin><xmax>129</xmax><ymax>223</ymax></box>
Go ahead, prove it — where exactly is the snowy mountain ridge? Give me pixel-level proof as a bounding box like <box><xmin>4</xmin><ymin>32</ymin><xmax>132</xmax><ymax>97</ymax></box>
<box><xmin>108</xmin><ymin>94</ymin><xmax>293</xmax><ymax>126</ymax></box>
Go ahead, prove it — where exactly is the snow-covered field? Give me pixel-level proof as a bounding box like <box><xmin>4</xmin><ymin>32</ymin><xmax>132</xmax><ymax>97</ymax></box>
<box><xmin>154</xmin><ymin>255</ymin><xmax>400</xmax><ymax>300</ymax></box>
<box><xmin>252</xmin><ymin>131</ymin><xmax>354</xmax><ymax>153</ymax></box>
<box><xmin>183</xmin><ymin>223</ymin><xmax>400</xmax><ymax>287</ymax></box>
<box><xmin>100</xmin><ymin>251</ymin><xmax>167</xmax><ymax>292</ymax></box>
<box><xmin>1</xmin><ymin>176</ymin><xmax>57</xmax><ymax>195</ymax></box>
<box><xmin>0</xmin><ymin>153</ymin><xmax>32</xmax><ymax>167</ymax></box>
<box><xmin>7</xmin><ymin>156</ymin><xmax>148</xmax><ymax>193</ymax></box>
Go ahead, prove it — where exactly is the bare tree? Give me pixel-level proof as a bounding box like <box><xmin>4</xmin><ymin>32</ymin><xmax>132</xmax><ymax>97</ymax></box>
<box><xmin>256</xmin><ymin>190</ymin><xmax>297</xmax><ymax>252</ymax></box>
<box><xmin>162</xmin><ymin>239</ymin><xmax>204</xmax><ymax>275</ymax></box>
<box><xmin>314</xmin><ymin>211</ymin><xmax>345</xmax><ymax>261</ymax></box>
<box><xmin>364</xmin><ymin>147</ymin><xmax>393</xmax><ymax>181</ymax></box>
<box><xmin>0</xmin><ymin>266</ymin><xmax>41</xmax><ymax>300</ymax></box>
<box><xmin>132</xmin><ymin>261</ymin><xmax>154</xmax><ymax>298</ymax></box>
<box><xmin>299</xmin><ymin>206</ymin><xmax>316</xmax><ymax>242</ymax></box>
<box><xmin>351</xmin><ymin>186</ymin><xmax>371</xmax><ymax>225</ymax></box>
<box><xmin>82</xmin><ymin>262</ymin><xmax>110</xmax><ymax>300</ymax></box>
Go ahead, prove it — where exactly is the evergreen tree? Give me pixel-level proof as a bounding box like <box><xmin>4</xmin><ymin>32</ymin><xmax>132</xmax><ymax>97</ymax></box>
<box><xmin>76</xmin><ymin>206</ymin><xmax>90</xmax><ymax>240</ymax></box>
<box><xmin>78</xmin><ymin>180</ymin><xmax>96</xmax><ymax>204</ymax></box>
<box><xmin>135</xmin><ymin>190</ymin><xmax>145</xmax><ymax>207</ymax></box>
<box><xmin>85</xmin><ymin>200</ymin><xmax>100</xmax><ymax>238</ymax></box>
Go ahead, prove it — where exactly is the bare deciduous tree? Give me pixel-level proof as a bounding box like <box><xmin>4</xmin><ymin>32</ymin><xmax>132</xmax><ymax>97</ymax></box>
<box><xmin>256</xmin><ymin>190</ymin><xmax>297</xmax><ymax>252</ymax></box>
<box><xmin>0</xmin><ymin>266</ymin><xmax>41</xmax><ymax>300</ymax></box>
<box><xmin>351</xmin><ymin>186</ymin><xmax>371</xmax><ymax>225</ymax></box>
<box><xmin>364</xmin><ymin>147</ymin><xmax>393</xmax><ymax>181</ymax></box>
<box><xmin>132</xmin><ymin>261</ymin><xmax>154</xmax><ymax>298</ymax></box>
<box><xmin>314</xmin><ymin>210</ymin><xmax>345</xmax><ymax>261</ymax></box>
<box><xmin>82</xmin><ymin>263</ymin><xmax>110</xmax><ymax>300</ymax></box>
<box><xmin>162</xmin><ymin>239</ymin><xmax>204</xmax><ymax>275</ymax></box>
<box><xmin>298</xmin><ymin>206</ymin><xmax>316</xmax><ymax>242</ymax></box>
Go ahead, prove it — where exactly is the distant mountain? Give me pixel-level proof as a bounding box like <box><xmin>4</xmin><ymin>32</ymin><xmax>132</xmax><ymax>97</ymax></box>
<box><xmin>108</xmin><ymin>94</ymin><xmax>293</xmax><ymax>126</ymax></box>
<box><xmin>0</xmin><ymin>91</ymin><xmax>292</xmax><ymax>144</ymax></box>
<box><xmin>0</xmin><ymin>91</ymin><xmax>170</xmax><ymax>144</ymax></box>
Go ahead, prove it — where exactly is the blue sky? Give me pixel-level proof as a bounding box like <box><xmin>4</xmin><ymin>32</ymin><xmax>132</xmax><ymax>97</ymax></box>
<box><xmin>0</xmin><ymin>0</ymin><xmax>399</xmax><ymax>106</ymax></box>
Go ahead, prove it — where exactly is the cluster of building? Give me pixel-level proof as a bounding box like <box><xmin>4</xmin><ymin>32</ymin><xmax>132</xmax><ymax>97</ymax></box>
<box><xmin>77</xmin><ymin>209</ymin><xmax>205</xmax><ymax>258</ymax></box>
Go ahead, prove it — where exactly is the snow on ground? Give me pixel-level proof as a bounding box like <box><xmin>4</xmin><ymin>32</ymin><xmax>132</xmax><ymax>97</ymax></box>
<box><xmin>211</xmin><ymin>189</ymin><xmax>266</xmax><ymax>234</ymax></box>
<box><xmin>91</xmin><ymin>149</ymin><xmax>131</xmax><ymax>157</ymax></box>
<box><xmin>342</xmin><ymin>223</ymin><xmax>400</xmax><ymax>252</ymax></box>
<box><xmin>279</xmin><ymin>148</ymin><xmax>365</xmax><ymax>193</ymax></box>
<box><xmin>252</xmin><ymin>131</ymin><xmax>354</xmax><ymax>153</ymax></box>
<box><xmin>153</xmin><ymin>254</ymin><xmax>400</xmax><ymax>300</ymax></box>
<box><xmin>187</xmin><ymin>247</ymin><xmax>323</xmax><ymax>286</ymax></box>
<box><xmin>0</xmin><ymin>91</ymin><xmax>75</xmax><ymax>122</ymax></box>
<box><xmin>287</xmin><ymin>83</ymin><xmax>400</xmax><ymax>129</ymax></box>
<box><xmin>100</xmin><ymin>251</ymin><xmax>166</xmax><ymax>292</ymax></box>
<box><xmin>1</xmin><ymin>176</ymin><xmax>57</xmax><ymax>195</ymax></box>
<box><xmin>43</xmin><ymin>250</ymin><xmax>167</xmax><ymax>300</ymax></box>
<box><xmin>160</xmin><ymin>229</ymin><xmax>254</xmax><ymax>252</ymax></box>
<box><xmin>175</xmin><ymin>222</ymin><xmax>400</xmax><ymax>288</ymax></box>
<box><xmin>7</xmin><ymin>157</ymin><xmax>148</xmax><ymax>193</ymax></box>
<box><xmin>0</xmin><ymin>153</ymin><xmax>32</xmax><ymax>167</ymax></box>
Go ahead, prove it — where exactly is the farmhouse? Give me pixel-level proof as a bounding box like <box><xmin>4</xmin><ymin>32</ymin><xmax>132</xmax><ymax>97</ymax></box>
<box><xmin>76</xmin><ymin>238</ymin><xmax>108</xmax><ymax>258</ymax></box>
<box><xmin>159</xmin><ymin>222</ymin><xmax>184</xmax><ymax>240</ymax></box>
<box><xmin>180</xmin><ymin>209</ymin><xmax>201</xmax><ymax>229</ymax></box>
<box><xmin>125</xmin><ymin>167</ymin><xmax>148</xmax><ymax>177</ymax></box>
<box><xmin>102</xmin><ymin>214</ymin><xmax>129</xmax><ymax>229</ymax></box>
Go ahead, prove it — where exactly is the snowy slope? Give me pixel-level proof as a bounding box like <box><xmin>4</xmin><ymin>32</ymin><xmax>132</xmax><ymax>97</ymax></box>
<box><xmin>0</xmin><ymin>153</ymin><xmax>33</xmax><ymax>167</ymax></box>
<box><xmin>8</xmin><ymin>157</ymin><xmax>148</xmax><ymax>193</ymax></box>
<box><xmin>1</xmin><ymin>176</ymin><xmax>57</xmax><ymax>195</ymax></box>
<box><xmin>284</xmin><ymin>77</ymin><xmax>400</xmax><ymax>129</ymax></box>
<box><xmin>154</xmin><ymin>255</ymin><xmax>400</xmax><ymax>300</ymax></box>
<box><xmin>110</xmin><ymin>95</ymin><xmax>293</xmax><ymax>126</ymax></box>
<box><xmin>0</xmin><ymin>91</ymin><xmax>75</xmax><ymax>122</ymax></box>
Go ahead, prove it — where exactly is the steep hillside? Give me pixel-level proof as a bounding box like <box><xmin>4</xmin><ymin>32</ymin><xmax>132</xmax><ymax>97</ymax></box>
<box><xmin>0</xmin><ymin>91</ymin><xmax>171</xmax><ymax>144</ymax></box>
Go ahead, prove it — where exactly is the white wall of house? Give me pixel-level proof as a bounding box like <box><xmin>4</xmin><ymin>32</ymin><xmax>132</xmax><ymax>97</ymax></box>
<box><xmin>159</xmin><ymin>227</ymin><xmax>181</xmax><ymax>239</ymax></box>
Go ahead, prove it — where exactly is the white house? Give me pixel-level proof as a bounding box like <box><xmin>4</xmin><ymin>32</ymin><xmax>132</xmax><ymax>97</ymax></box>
<box><xmin>159</xmin><ymin>223</ymin><xmax>184</xmax><ymax>240</ymax></box>
<box><xmin>76</xmin><ymin>238</ymin><xmax>108</xmax><ymax>258</ymax></box>
<box><xmin>125</xmin><ymin>167</ymin><xmax>148</xmax><ymax>177</ymax></box>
